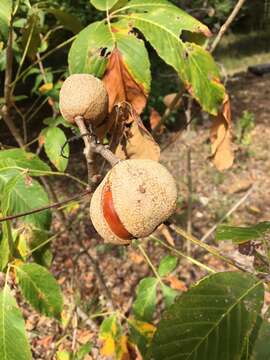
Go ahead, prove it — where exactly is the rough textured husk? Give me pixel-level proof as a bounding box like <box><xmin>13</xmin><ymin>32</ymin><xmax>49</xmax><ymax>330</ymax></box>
<box><xmin>90</xmin><ymin>172</ymin><xmax>132</xmax><ymax>245</ymax></box>
<box><xmin>112</xmin><ymin>160</ymin><xmax>177</xmax><ymax>237</ymax></box>
<box><xmin>59</xmin><ymin>74</ymin><xmax>108</xmax><ymax>124</ymax></box>
<box><xmin>90</xmin><ymin>159</ymin><xmax>177</xmax><ymax>244</ymax></box>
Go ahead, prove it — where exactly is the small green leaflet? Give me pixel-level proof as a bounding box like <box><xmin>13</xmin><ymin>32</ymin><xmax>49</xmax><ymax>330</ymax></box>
<box><xmin>90</xmin><ymin>0</ymin><xmax>120</xmax><ymax>11</ymax></box>
<box><xmin>133</xmin><ymin>277</ymin><xmax>158</xmax><ymax>322</ymax></box>
<box><xmin>216</xmin><ymin>222</ymin><xmax>270</xmax><ymax>244</ymax></box>
<box><xmin>161</xmin><ymin>284</ymin><xmax>178</xmax><ymax>307</ymax></box>
<box><xmin>151</xmin><ymin>272</ymin><xmax>264</xmax><ymax>360</ymax></box>
<box><xmin>43</xmin><ymin>126</ymin><xmax>69</xmax><ymax>172</ymax></box>
<box><xmin>158</xmin><ymin>255</ymin><xmax>178</xmax><ymax>277</ymax></box>
<box><xmin>0</xmin><ymin>285</ymin><xmax>32</xmax><ymax>360</ymax></box>
<box><xmin>16</xmin><ymin>263</ymin><xmax>63</xmax><ymax>319</ymax></box>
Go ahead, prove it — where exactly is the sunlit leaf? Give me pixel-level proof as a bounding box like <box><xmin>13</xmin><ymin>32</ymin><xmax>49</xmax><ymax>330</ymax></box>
<box><xmin>1</xmin><ymin>172</ymin><xmax>51</xmax><ymax>230</ymax></box>
<box><xmin>161</xmin><ymin>283</ymin><xmax>179</xmax><ymax>307</ymax></box>
<box><xmin>68</xmin><ymin>20</ymin><xmax>151</xmax><ymax>113</ymax></box>
<box><xmin>90</xmin><ymin>0</ymin><xmax>120</xmax><ymax>11</ymax></box>
<box><xmin>158</xmin><ymin>255</ymin><xmax>178</xmax><ymax>277</ymax></box>
<box><xmin>0</xmin><ymin>285</ymin><xmax>32</xmax><ymax>360</ymax></box>
<box><xmin>43</xmin><ymin>126</ymin><xmax>69</xmax><ymax>171</ymax></box>
<box><xmin>133</xmin><ymin>277</ymin><xmax>158</xmax><ymax>322</ymax></box>
<box><xmin>0</xmin><ymin>0</ymin><xmax>12</xmax><ymax>41</ymax></box>
<box><xmin>16</xmin><ymin>263</ymin><xmax>63</xmax><ymax>318</ymax></box>
<box><xmin>152</xmin><ymin>272</ymin><xmax>264</xmax><ymax>360</ymax></box>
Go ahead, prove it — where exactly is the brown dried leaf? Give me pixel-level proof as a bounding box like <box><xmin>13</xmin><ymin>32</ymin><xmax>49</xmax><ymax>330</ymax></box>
<box><xmin>115</xmin><ymin>117</ymin><xmax>160</xmax><ymax>161</ymax></box>
<box><xmin>150</xmin><ymin>108</ymin><xmax>161</xmax><ymax>130</ymax></box>
<box><xmin>210</xmin><ymin>94</ymin><xmax>234</xmax><ymax>171</ymax></box>
<box><xmin>165</xmin><ymin>275</ymin><xmax>187</xmax><ymax>292</ymax></box>
<box><xmin>103</xmin><ymin>49</ymin><xmax>147</xmax><ymax>114</ymax></box>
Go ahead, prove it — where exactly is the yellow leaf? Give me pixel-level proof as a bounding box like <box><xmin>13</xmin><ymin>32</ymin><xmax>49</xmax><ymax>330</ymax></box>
<box><xmin>128</xmin><ymin>318</ymin><xmax>156</xmax><ymax>340</ymax></box>
<box><xmin>39</xmin><ymin>83</ymin><xmax>53</xmax><ymax>94</ymax></box>
<box><xmin>118</xmin><ymin>335</ymin><xmax>130</xmax><ymax>360</ymax></box>
<box><xmin>100</xmin><ymin>334</ymin><xmax>115</xmax><ymax>356</ymax></box>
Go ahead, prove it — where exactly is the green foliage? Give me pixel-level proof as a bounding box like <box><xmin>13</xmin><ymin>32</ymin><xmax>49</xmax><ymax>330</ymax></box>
<box><xmin>216</xmin><ymin>222</ymin><xmax>270</xmax><ymax>244</ymax></box>
<box><xmin>0</xmin><ymin>285</ymin><xmax>32</xmax><ymax>360</ymax></box>
<box><xmin>0</xmin><ymin>0</ymin><xmax>12</xmax><ymax>41</ymax></box>
<box><xmin>151</xmin><ymin>272</ymin><xmax>264</xmax><ymax>360</ymax></box>
<box><xmin>158</xmin><ymin>255</ymin><xmax>178</xmax><ymax>276</ymax></box>
<box><xmin>90</xmin><ymin>0</ymin><xmax>120</xmax><ymax>11</ymax></box>
<box><xmin>43</xmin><ymin>126</ymin><xmax>69</xmax><ymax>171</ymax></box>
<box><xmin>69</xmin><ymin>0</ymin><xmax>226</xmax><ymax>115</ymax></box>
<box><xmin>133</xmin><ymin>277</ymin><xmax>158</xmax><ymax>322</ymax></box>
<box><xmin>236</xmin><ymin>111</ymin><xmax>255</xmax><ymax>146</ymax></box>
<box><xmin>16</xmin><ymin>263</ymin><xmax>63</xmax><ymax>318</ymax></box>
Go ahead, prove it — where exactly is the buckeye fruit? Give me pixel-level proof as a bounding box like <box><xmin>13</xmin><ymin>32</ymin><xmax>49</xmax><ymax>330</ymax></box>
<box><xmin>59</xmin><ymin>74</ymin><xmax>108</xmax><ymax>125</ymax></box>
<box><xmin>90</xmin><ymin>159</ymin><xmax>177</xmax><ymax>245</ymax></box>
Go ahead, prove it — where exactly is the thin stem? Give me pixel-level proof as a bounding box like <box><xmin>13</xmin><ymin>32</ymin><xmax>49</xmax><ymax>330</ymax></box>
<box><xmin>137</xmin><ymin>243</ymin><xmax>163</xmax><ymax>283</ymax></box>
<box><xmin>209</xmin><ymin>0</ymin><xmax>247</xmax><ymax>53</ymax></box>
<box><xmin>170</xmin><ymin>224</ymin><xmax>250</xmax><ymax>272</ymax></box>
<box><xmin>0</xmin><ymin>166</ymin><xmax>88</xmax><ymax>187</ymax></box>
<box><xmin>0</xmin><ymin>190</ymin><xmax>91</xmax><ymax>223</ymax></box>
<box><xmin>10</xmin><ymin>36</ymin><xmax>76</xmax><ymax>89</ymax></box>
<box><xmin>151</xmin><ymin>235</ymin><xmax>216</xmax><ymax>274</ymax></box>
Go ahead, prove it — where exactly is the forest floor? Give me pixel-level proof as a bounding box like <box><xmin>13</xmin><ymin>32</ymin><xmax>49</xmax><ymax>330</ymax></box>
<box><xmin>12</xmin><ymin>71</ymin><xmax>270</xmax><ymax>359</ymax></box>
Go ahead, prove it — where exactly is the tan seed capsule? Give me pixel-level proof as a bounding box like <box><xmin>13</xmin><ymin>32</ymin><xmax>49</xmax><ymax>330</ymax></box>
<box><xmin>59</xmin><ymin>74</ymin><xmax>108</xmax><ymax>124</ymax></box>
<box><xmin>90</xmin><ymin>159</ymin><xmax>177</xmax><ymax>245</ymax></box>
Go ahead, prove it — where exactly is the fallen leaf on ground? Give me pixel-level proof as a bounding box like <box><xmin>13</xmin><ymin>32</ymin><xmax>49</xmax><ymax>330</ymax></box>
<box><xmin>210</xmin><ymin>93</ymin><xmax>234</xmax><ymax>171</ymax></box>
<box><xmin>165</xmin><ymin>275</ymin><xmax>187</xmax><ymax>292</ymax></box>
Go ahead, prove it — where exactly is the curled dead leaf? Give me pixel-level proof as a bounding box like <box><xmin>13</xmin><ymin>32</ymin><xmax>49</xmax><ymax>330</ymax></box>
<box><xmin>103</xmin><ymin>49</ymin><xmax>148</xmax><ymax>114</ymax></box>
<box><xmin>210</xmin><ymin>94</ymin><xmax>234</xmax><ymax>171</ymax></box>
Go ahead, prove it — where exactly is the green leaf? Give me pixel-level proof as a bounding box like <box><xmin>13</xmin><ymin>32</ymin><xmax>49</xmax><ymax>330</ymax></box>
<box><xmin>119</xmin><ymin>0</ymin><xmax>225</xmax><ymax>114</ymax></box>
<box><xmin>0</xmin><ymin>285</ymin><xmax>32</xmax><ymax>360</ymax></box>
<box><xmin>241</xmin><ymin>315</ymin><xmax>263</xmax><ymax>360</ymax></box>
<box><xmin>0</xmin><ymin>221</ymin><xmax>13</xmax><ymax>270</ymax></box>
<box><xmin>44</xmin><ymin>126</ymin><xmax>69</xmax><ymax>171</ymax></box>
<box><xmin>151</xmin><ymin>272</ymin><xmax>264</xmax><ymax>360</ymax></box>
<box><xmin>0</xmin><ymin>0</ymin><xmax>12</xmax><ymax>41</ymax></box>
<box><xmin>0</xmin><ymin>148</ymin><xmax>51</xmax><ymax>173</ymax></box>
<box><xmin>56</xmin><ymin>351</ymin><xmax>71</xmax><ymax>360</ymax></box>
<box><xmin>68</xmin><ymin>20</ymin><xmax>151</xmax><ymax>93</ymax></box>
<box><xmin>90</xmin><ymin>0</ymin><xmax>119</xmax><ymax>11</ymax></box>
<box><xmin>76</xmin><ymin>342</ymin><xmax>92</xmax><ymax>360</ymax></box>
<box><xmin>16</xmin><ymin>263</ymin><xmax>63</xmax><ymax>318</ymax></box>
<box><xmin>216</xmin><ymin>222</ymin><xmax>270</xmax><ymax>244</ymax></box>
<box><xmin>250</xmin><ymin>319</ymin><xmax>270</xmax><ymax>359</ymax></box>
<box><xmin>133</xmin><ymin>277</ymin><xmax>158</xmax><ymax>322</ymax></box>
<box><xmin>158</xmin><ymin>255</ymin><xmax>178</xmax><ymax>276</ymax></box>
<box><xmin>161</xmin><ymin>284</ymin><xmax>178</xmax><ymax>308</ymax></box>
<box><xmin>47</xmin><ymin>9</ymin><xmax>83</xmax><ymax>34</ymax></box>
<box><xmin>1</xmin><ymin>172</ymin><xmax>51</xmax><ymax>230</ymax></box>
